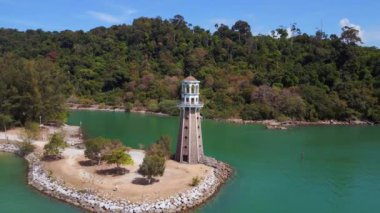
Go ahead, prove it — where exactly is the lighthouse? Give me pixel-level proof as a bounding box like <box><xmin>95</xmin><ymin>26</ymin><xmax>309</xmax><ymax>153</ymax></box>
<box><xmin>175</xmin><ymin>76</ymin><xmax>204</xmax><ymax>164</ymax></box>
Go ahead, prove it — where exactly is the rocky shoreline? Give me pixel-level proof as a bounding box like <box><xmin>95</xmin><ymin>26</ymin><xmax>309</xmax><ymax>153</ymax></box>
<box><xmin>0</xmin><ymin>142</ymin><xmax>232</xmax><ymax>213</ymax></box>
<box><xmin>0</xmin><ymin>143</ymin><xmax>19</xmax><ymax>153</ymax></box>
<box><xmin>219</xmin><ymin>118</ymin><xmax>374</xmax><ymax>130</ymax></box>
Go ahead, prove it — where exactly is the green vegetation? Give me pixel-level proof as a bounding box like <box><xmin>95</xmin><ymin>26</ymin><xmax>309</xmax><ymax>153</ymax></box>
<box><xmin>138</xmin><ymin>154</ymin><xmax>166</xmax><ymax>184</ymax></box>
<box><xmin>190</xmin><ymin>176</ymin><xmax>201</xmax><ymax>187</ymax></box>
<box><xmin>0</xmin><ymin>114</ymin><xmax>12</xmax><ymax>131</ymax></box>
<box><xmin>18</xmin><ymin>142</ymin><xmax>36</xmax><ymax>157</ymax></box>
<box><xmin>103</xmin><ymin>146</ymin><xmax>134</xmax><ymax>169</ymax></box>
<box><xmin>84</xmin><ymin>137</ymin><xmax>133</xmax><ymax>174</ymax></box>
<box><xmin>43</xmin><ymin>133</ymin><xmax>67</xmax><ymax>160</ymax></box>
<box><xmin>0</xmin><ymin>15</ymin><xmax>379</xmax><ymax>123</ymax></box>
<box><xmin>145</xmin><ymin>135</ymin><xmax>172</xmax><ymax>159</ymax></box>
<box><xmin>138</xmin><ymin>136</ymin><xmax>170</xmax><ymax>184</ymax></box>
<box><xmin>0</xmin><ymin>54</ymin><xmax>69</xmax><ymax>127</ymax></box>
<box><xmin>84</xmin><ymin>137</ymin><xmax>110</xmax><ymax>165</ymax></box>
<box><xmin>158</xmin><ymin>100</ymin><xmax>179</xmax><ymax>116</ymax></box>
<box><xmin>24</xmin><ymin>121</ymin><xmax>41</xmax><ymax>140</ymax></box>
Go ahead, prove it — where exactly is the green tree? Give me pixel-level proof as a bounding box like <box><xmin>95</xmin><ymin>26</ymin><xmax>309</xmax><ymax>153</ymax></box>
<box><xmin>43</xmin><ymin>133</ymin><xmax>67</xmax><ymax>159</ymax></box>
<box><xmin>146</xmin><ymin>135</ymin><xmax>172</xmax><ymax>159</ymax></box>
<box><xmin>368</xmin><ymin>107</ymin><xmax>380</xmax><ymax>123</ymax></box>
<box><xmin>138</xmin><ymin>154</ymin><xmax>166</xmax><ymax>184</ymax></box>
<box><xmin>340</xmin><ymin>26</ymin><xmax>362</xmax><ymax>45</ymax></box>
<box><xmin>241</xmin><ymin>103</ymin><xmax>276</xmax><ymax>120</ymax></box>
<box><xmin>0</xmin><ymin>114</ymin><xmax>13</xmax><ymax>131</ymax></box>
<box><xmin>18</xmin><ymin>142</ymin><xmax>36</xmax><ymax>157</ymax></box>
<box><xmin>232</xmin><ymin>20</ymin><xmax>252</xmax><ymax>43</ymax></box>
<box><xmin>103</xmin><ymin>146</ymin><xmax>134</xmax><ymax>173</ymax></box>
<box><xmin>0</xmin><ymin>15</ymin><xmax>379</xmax><ymax>123</ymax></box>
<box><xmin>0</xmin><ymin>54</ymin><xmax>69</xmax><ymax>126</ymax></box>
<box><xmin>158</xmin><ymin>100</ymin><xmax>179</xmax><ymax>116</ymax></box>
<box><xmin>24</xmin><ymin>121</ymin><xmax>41</xmax><ymax>140</ymax></box>
<box><xmin>84</xmin><ymin>137</ymin><xmax>110</xmax><ymax>165</ymax></box>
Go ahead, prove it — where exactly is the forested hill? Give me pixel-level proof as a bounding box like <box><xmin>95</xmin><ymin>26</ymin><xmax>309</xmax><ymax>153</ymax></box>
<box><xmin>1</xmin><ymin>15</ymin><xmax>380</xmax><ymax>126</ymax></box>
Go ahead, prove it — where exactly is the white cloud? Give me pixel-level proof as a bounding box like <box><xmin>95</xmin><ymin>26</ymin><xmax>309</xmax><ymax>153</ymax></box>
<box><xmin>286</xmin><ymin>27</ymin><xmax>292</xmax><ymax>38</ymax></box>
<box><xmin>339</xmin><ymin>18</ymin><xmax>364</xmax><ymax>40</ymax></box>
<box><xmin>87</xmin><ymin>11</ymin><xmax>122</xmax><ymax>24</ymax></box>
<box><xmin>87</xmin><ymin>6</ymin><xmax>137</xmax><ymax>24</ymax></box>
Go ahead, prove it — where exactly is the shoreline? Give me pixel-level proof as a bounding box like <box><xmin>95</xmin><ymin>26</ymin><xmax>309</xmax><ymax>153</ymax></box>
<box><xmin>68</xmin><ymin>104</ymin><xmax>374</xmax><ymax>129</ymax></box>
<box><xmin>217</xmin><ymin>118</ymin><xmax>374</xmax><ymax>130</ymax></box>
<box><xmin>68</xmin><ymin>104</ymin><xmax>169</xmax><ymax>116</ymax></box>
<box><xmin>0</xmin><ymin>141</ymin><xmax>233</xmax><ymax>212</ymax></box>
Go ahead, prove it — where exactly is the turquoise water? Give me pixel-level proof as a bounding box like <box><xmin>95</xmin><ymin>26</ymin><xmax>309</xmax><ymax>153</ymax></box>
<box><xmin>0</xmin><ymin>153</ymin><xmax>81</xmax><ymax>212</ymax></box>
<box><xmin>1</xmin><ymin>110</ymin><xmax>380</xmax><ymax>212</ymax></box>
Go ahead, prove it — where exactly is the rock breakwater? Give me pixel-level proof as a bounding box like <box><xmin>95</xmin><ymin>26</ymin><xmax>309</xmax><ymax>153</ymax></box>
<box><xmin>1</xmin><ymin>142</ymin><xmax>232</xmax><ymax>212</ymax></box>
<box><xmin>0</xmin><ymin>143</ymin><xmax>19</xmax><ymax>153</ymax></box>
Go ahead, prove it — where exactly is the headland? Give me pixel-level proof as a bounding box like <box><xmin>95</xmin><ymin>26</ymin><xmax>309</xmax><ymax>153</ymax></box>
<box><xmin>0</xmin><ymin>126</ymin><xmax>232</xmax><ymax>212</ymax></box>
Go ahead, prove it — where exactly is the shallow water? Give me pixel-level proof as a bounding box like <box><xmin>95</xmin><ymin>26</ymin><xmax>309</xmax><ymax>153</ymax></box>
<box><xmin>0</xmin><ymin>153</ymin><xmax>81</xmax><ymax>212</ymax></box>
<box><xmin>1</xmin><ymin>110</ymin><xmax>379</xmax><ymax>213</ymax></box>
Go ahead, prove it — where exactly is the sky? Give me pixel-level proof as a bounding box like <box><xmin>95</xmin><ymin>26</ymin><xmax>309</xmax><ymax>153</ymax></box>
<box><xmin>0</xmin><ymin>0</ymin><xmax>379</xmax><ymax>47</ymax></box>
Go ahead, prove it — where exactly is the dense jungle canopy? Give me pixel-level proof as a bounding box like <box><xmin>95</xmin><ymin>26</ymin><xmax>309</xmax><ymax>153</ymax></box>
<box><xmin>1</xmin><ymin>15</ymin><xmax>380</xmax><ymax>125</ymax></box>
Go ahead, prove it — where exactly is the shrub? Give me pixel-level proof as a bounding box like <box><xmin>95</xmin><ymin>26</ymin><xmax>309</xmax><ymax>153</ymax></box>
<box><xmin>276</xmin><ymin>114</ymin><xmax>290</xmax><ymax>122</ymax></box>
<box><xmin>190</xmin><ymin>176</ymin><xmax>201</xmax><ymax>187</ymax></box>
<box><xmin>368</xmin><ymin>107</ymin><xmax>380</xmax><ymax>123</ymax></box>
<box><xmin>124</xmin><ymin>102</ymin><xmax>133</xmax><ymax>112</ymax></box>
<box><xmin>158</xmin><ymin>100</ymin><xmax>179</xmax><ymax>116</ymax></box>
<box><xmin>43</xmin><ymin>133</ymin><xmax>67</xmax><ymax>159</ymax></box>
<box><xmin>146</xmin><ymin>135</ymin><xmax>171</xmax><ymax>159</ymax></box>
<box><xmin>146</xmin><ymin>99</ymin><xmax>159</xmax><ymax>112</ymax></box>
<box><xmin>241</xmin><ymin>103</ymin><xmax>275</xmax><ymax>120</ymax></box>
<box><xmin>19</xmin><ymin>142</ymin><xmax>36</xmax><ymax>156</ymax></box>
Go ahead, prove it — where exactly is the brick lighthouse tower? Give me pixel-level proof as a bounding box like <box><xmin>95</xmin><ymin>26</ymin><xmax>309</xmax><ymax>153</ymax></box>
<box><xmin>175</xmin><ymin>76</ymin><xmax>204</xmax><ymax>164</ymax></box>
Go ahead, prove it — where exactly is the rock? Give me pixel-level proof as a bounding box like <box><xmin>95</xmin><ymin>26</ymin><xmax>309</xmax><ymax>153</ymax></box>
<box><xmin>1</xmin><ymin>143</ymin><xmax>232</xmax><ymax>213</ymax></box>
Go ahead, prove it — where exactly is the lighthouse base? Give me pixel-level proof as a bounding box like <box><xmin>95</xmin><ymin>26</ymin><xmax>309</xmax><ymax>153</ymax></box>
<box><xmin>175</xmin><ymin>107</ymin><xmax>204</xmax><ymax>164</ymax></box>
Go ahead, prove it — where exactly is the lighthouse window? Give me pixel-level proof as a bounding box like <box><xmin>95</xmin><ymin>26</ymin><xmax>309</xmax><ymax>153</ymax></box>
<box><xmin>184</xmin><ymin>126</ymin><xmax>188</xmax><ymax>129</ymax></box>
<box><xmin>197</xmin><ymin>125</ymin><xmax>200</xmax><ymax>129</ymax></box>
<box><xmin>184</xmin><ymin>146</ymin><xmax>187</xmax><ymax>149</ymax></box>
<box><xmin>198</xmin><ymin>135</ymin><xmax>201</xmax><ymax>138</ymax></box>
<box><xmin>184</xmin><ymin>136</ymin><xmax>188</xmax><ymax>139</ymax></box>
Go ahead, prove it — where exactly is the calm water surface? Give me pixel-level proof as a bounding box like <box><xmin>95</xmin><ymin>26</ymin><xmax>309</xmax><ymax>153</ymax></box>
<box><xmin>1</xmin><ymin>110</ymin><xmax>379</xmax><ymax>213</ymax></box>
<box><xmin>0</xmin><ymin>153</ymin><xmax>81</xmax><ymax>212</ymax></box>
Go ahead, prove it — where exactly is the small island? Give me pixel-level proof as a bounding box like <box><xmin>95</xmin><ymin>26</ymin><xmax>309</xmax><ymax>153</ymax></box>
<box><xmin>0</xmin><ymin>76</ymin><xmax>232</xmax><ymax>213</ymax></box>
